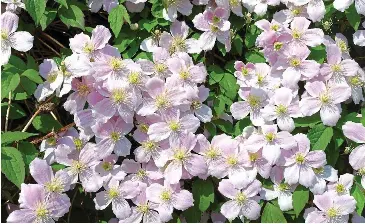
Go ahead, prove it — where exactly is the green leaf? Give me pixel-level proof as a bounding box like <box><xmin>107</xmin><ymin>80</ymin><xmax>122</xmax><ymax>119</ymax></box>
<box><xmin>214</xmin><ymin>119</ymin><xmax>233</xmax><ymax>135</ymax></box>
<box><xmin>192</xmin><ymin>179</ymin><xmax>215</xmax><ymax>212</ymax></box>
<box><xmin>308</xmin><ymin>45</ymin><xmax>326</xmax><ymax>64</ymax></box>
<box><xmin>234</xmin><ymin>118</ymin><xmax>252</xmax><ymax>136</ymax></box>
<box><xmin>59</xmin><ymin>4</ymin><xmax>85</xmax><ymax>30</ymax></box>
<box><xmin>351</xmin><ymin>181</ymin><xmax>365</xmax><ymax>215</ymax></box>
<box><xmin>26</xmin><ymin>54</ymin><xmax>38</xmax><ymax>70</ymax></box>
<box><xmin>219</xmin><ymin>73</ymin><xmax>239</xmax><ymax>100</ymax></box>
<box><xmin>292</xmin><ymin>185</ymin><xmax>309</xmax><ymax>217</ymax></box>
<box><xmin>205</xmin><ymin>122</ymin><xmax>217</xmax><ymax>137</ymax></box>
<box><xmin>22</xmin><ymin>69</ymin><xmax>43</xmax><ymax>84</ymax></box>
<box><xmin>1</xmin><ymin>72</ymin><xmax>20</xmax><ymax>100</ymax></box>
<box><xmin>108</xmin><ymin>5</ymin><xmax>130</xmax><ymax>38</ymax></box>
<box><xmin>12</xmin><ymin>76</ymin><xmax>37</xmax><ymax>100</ymax></box>
<box><xmin>245</xmin><ymin>25</ymin><xmax>260</xmax><ymax>48</ymax></box>
<box><xmin>208</xmin><ymin>65</ymin><xmax>225</xmax><ymax>85</ymax></box>
<box><xmin>337</xmin><ymin>112</ymin><xmax>361</xmax><ymax>128</ymax></box>
<box><xmin>32</xmin><ymin>114</ymin><xmax>62</xmax><ymax>133</ymax></box>
<box><xmin>39</xmin><ymin>8</ymin><xmax>57</xmax><ymax>30</ymax></box>
<box><xmin>213</xmin><ymin>96</ymin><xmax>226</xmax><ymax>116</ymax></box>
<box><xmin>134</xmin><ymin>52</ymin><xmax>153</xmax><ymax>61</ymax></box>
<box><xmin>1</xmin><ymin>103</ymin><xmax>26</xmax><ymax>119</ymax></box>
<box><xmin>245</xmin><ymin>51</ymin><xmax>266</xmax><ymax>63</ymax></box>
<box><xmin>24</xmin><ymin>0</ymin><xmax>46</xmax><ymax>24</ymax></box>
<box><xmin>113</xmin><ymin>29</ymin><xmax>136</xmax><ymax>52</ymax></box>
<box><xmin>261</xmin><ymin>202</ymin><xmax>287</xmax><ymax>223</ymax></box>
<box><xmin>1</xmin><ymin>131</ymin><xmax>37</xmax><ymax>145</ymax></box>
<box><xmin>55</xmin><ymin>0</ymin><xmax>68</xmax><ymax>8</ymax></box>
<box><xmin>362</xmin><ymin>108</ymin><xmax>365</xmax><ymax>126</ymax></box>
<box><xmin>4</xmin><ymin>55</ymin><xmax>27</xmax><ymax>72</ymax></box>
<box><xmin>345</xmin><ymin>4</ymin><xmax>361</xmax><ymax>30</ymax></box>
<box><xmin>18</xmin><ymin>141</ymin><xmax>38</xmax><ymax>174</ymax></box>
<box><xmin>307</xmin><ymin>124</ymin><xmax>333</xmax><ymax>150</ymax></box>
<box><xmin>151</xmin><ymin>1</ymin><xmax>164</xmax><ymax>18</ymax></box>
<box><xmin>182</xmin><ymin>206</ymin><xmax>201</xmax><ymax>223</ymax></box>
<box><xmin>325</xmin><ymin>129</ymin><xmax>344</xmax><ymax>166</ymax></box>
<box><xmin>232</xmin><ymin>35</ymin><xmax>243</xmax><ymax>56</ymax></box>
<box><xmin>1</xmin><ymin>147</ymin><xmax>25</xmax><ymax>188</ymax></box>
<box><xmin>294</xmin><ymin>113</ymin><xmax>321</xmax><ymax>128</ymax></box>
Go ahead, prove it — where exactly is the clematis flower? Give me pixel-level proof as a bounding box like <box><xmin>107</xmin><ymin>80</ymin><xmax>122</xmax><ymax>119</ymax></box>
<box><xmin>242</xmin><ymin>124</ymin><xmax>297</xmax><ymax>165</ymax></box>
<box><xmin>133</xmin><ymin>135</ymin><xmax>166</xmax><ymax>167</ymax></box>
<box><xmin>133</xmin><ymin>114</ymin><xmax>162</xmax><ymax>143</ymax></box>
<box><xmin>56</xmin><ymin>142</ymin><xmax>103</xmax><ymax>192</ymax></box>
<box><xmin>288</xmin><ymin>17</ymin><xmax>324</xmax><ymax>48</ymax></box>
<box><xmin>304</xmin><ymin>191</ymin><xmax>356</xmax><ymax>223</ymax></box>
<box><xmin>262</xmin><ymin>33</ymin><xmax>293</xmax><ymax>65</ymax></box>
<box><xmin>300</xmin><ymin>81</ymin><xmax>351</xmax><ymax>126</ymax></box>
<box><xmin>137</xmin><ymin>77</ymin><xmax>185</xmax><ymax>116</ymax></box>
<box><xmin>309</xmin><ymin>165</ymin><xmax>338</xmax><ymax>195</ymax></box>
<box><xmin>159</xmin><ymin>21</ymin><xmax>201</xmax><ymax>55</ymax></box>
<box><xmin>88</xmin><ymin>0</ymin><xmax>118</xmax><ymax>13</ymax></box>
<box><xmin>346</xmin><ymin>68</ymin><xmax>365</xmax><ymax>105</ymax></box>
<box><xmin>94</xmin><ymin>179</ymin><xmax>140</xmax><ymax>219</ymax></box>
<box><xmin>29</xmin><ymin>158</ymin><xmax>71</xmax><ymax>195</ymax></box>
<box><xmin>125</xmin><ymin>0</ymin><xmax>147</xmax><ymax>13</ymax></box>
<box><xmin>260</xmin><ymin>166</ymin><xmax>296</xmax><ymax>211</ymax></box>
<box><xmin>2</xmin><ymin>0</ymin><xmax>25</xmax><ymax>13</ymax></box>
<box><xmin>274</xmin><ymin>44</ymin><xmax>320</xmax><ymax>88</ymax></box>
<box><xmin>0</xmin><ymin>11</ymin><xmax>33</xmax><ymax>66</ymax></box>
<box><xmin>273</xmin><ymin>3</ymin><xmax>308</xmax><ymax>24</ymax></box>
<box><xmin>323</xmin><ymin>34</ymin><xmax>351</xmax><ymax>59</ymax></box>
<box><xmin>255</xmin><ymin>19</ymin><xmax>287</xmax><ymax>47</ymax></box>
<box><xmin>353</xmin><ymin>30</ymin><xmax>365</xmax><ymax>47</ymax></box>
<box><xmin>93</xmin><ymin>117</ymin><xmax>134</xmax><ymax>158</ymax></box>
<box><xmin>140</xmin><ymin>30</ymin><xmax>161</xmax><ymax>53</ymax></box>
<box><xmin>327</xmin><ymin>173</ymin><xmax>354</xmax><ymax>196</ymax></box>
<box><xmin>186</xmin><ymin>86</ymin><xmax>213</xmax><ymax>123</ymax></box>
<box><xmin>93</xmin><ymin>78</ymin><xmax>141</xmax><ymax>123</ymax></box>
<box><xmin>192</xmin><ymin>7</ymin><xmax>231</xmax><ymax>52</ymax></box>
<box><xmin>233</xmin><ymin>61</ymin><xmax>255</xmax><ymax>86</ymax></box>
<box><xmin>230</xmin><ymin>87</ymin><xmax>268</xmax><ymax>126</ymax></box>
<box><xmin>146</xmin><ymin>182</ymin><xmax>194</xmax><ymax>222</ymax></box>
<box><xmin>342</xmin><ymin>121</ymin><xmax>365</xmax><ymax>188</ymax></box>
<box><xmin>216</xmin><ymin>0</ymin><xmax>244</xmax><ymax>17</ymax></box>
<box><xmin>147</xmin><ymin>109</ymin><xmax>200</xmax><ymax>145</ymax></box>
<box><xmin>278</xmin><ymin>133</ymin><xmax>327</xmax><ymax>187</ymax></box>
<box><xmin>246</xmin><ymin>63</ymin><xmax>281</xmax><ymax>93</ymax></box>
<box><xmin>242</xmin><ymin>0</ymin><xmax>281</xmax><ymax>16</ymax></box>
<box><xmin>161</xmin><ymin>132</ymin><xmax>207</xmax><ymax>183</ymax></box>
<box><xmin>7</xmin><ymin>184</ymin><xmax>70</xmax><ymax>223</ymax></box>
<box><xmin>290</xmin><ymin>0</ymin><xmax>325</xmax><ymax>22</ymax></box>
<box><xmin>320</xmin><ymin>45</ymin><xmax>359</xmax><ymax>82</ymax></box>
<box><xmin>119</xmin><ymin>187</ymin><xmax>161</xmax><ymax>223</ymax></box>
<box><xmin>240</xmin><ymin>147</ymin><xmax>271</xmax><ymax>179</ymax></box>
<box><xmin>162</xmin><ymin>0</ymin><xmax>193</xmax><ymax>22</ymax></box>
<box><xmin>333</xmin><ymin>0</ymin><xmax>365</xmax><ymax>15</ymax></box>
<box><xmin>69</xmin><ymin>25</ymin><xmax>111</xmax><ymax>59</ymax></box>
<box><xmin>94</xmin><ymin>154</ymin><xmax>127</xmax><ymax>185</ymax></box>
<box><xmin>262</xmin><ymin>87</ymin><xmax>302</xmax><ymax>132</ymax></box>
<box><xmin>136</xmin><ymin>47</ymin><xmax>172</xmax><ymax>78</ymax></box>
<box><xmin>218</xmin><ymin>178</ymin><xmax>262</xmax><ymax>221</ymax></box>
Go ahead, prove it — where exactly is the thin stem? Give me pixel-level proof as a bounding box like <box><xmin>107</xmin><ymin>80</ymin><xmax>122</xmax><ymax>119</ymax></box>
<box><xmin>21</xmin><ymin>109</ymin><xmax>41</xmax><ymax>132</ymax></box>
<box><xmin>41</xmin><ymin>32</ymin><xmax>65</xmax><ymax>49</ymax></box>
<box><xmin>67</xmin><ymin>187</ymin><xmax>78</xmax><ymax>223</ymax></box>
<box><xmin>50</xmin><ymin>111</ymin><xmax>59</xmax><ymax>121</ymax></box>
<box><xmin>37</xmin><ymin>37</ymin><xmax>61</xmax><ymax>56</ymax></box>
<box><xmin>5</xmin><ymin>92</ymin><xmax>12</xmax><ymax>132</ymax></box>
<box><xmin>30</xmin><ymin>122</ymin><xmax>75</xmax><ymax>144</ymax></box>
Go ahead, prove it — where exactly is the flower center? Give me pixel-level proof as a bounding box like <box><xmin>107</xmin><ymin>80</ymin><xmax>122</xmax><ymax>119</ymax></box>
<box><xmin>110</xmin><ymin>131</ymin><xmax>121</xmax><ymax>142</ymax></box>
<box><xmin>358</xmin><ymin>168</ymin><xmax>365</xmax><ymax>176</ymax></box>
<box><xmin>275</xmin><ymin>104</ymin><xmax>288</xmax><ymax>115</ymax></box>
<box><xmin>155</xmin><ymin>63</ymin><xmax>167</xmax><ymax>73</ymax></box>
<box><xmin>142</xmin><ymin>140</ymin><xmax>157</xmax><ymax>151</ymax></box>
<box><xmin>155</xmin><ymin>94</ymin><xmax>170</xmax><ymax>109</ymax></box>
<box><xmin>247</xmin><ymin>95</ymin><xmax>261</xmax><ymax>108</ymax></box>
<box><xmin>206</xmin><ymin>147</ymin><xmax>220</xmax><ymax>159</ymax></box>
<box><xmin>212</xmin><ymin>16</ymin><xmax>220</xmax><ymax>24</ymax></box>
<box><xmin>236</xmin><ymin>192</ymin><xmax>247</xmax><ymax>204</ymax></box>
<box><xmin>163</xmin><ymin>0</ymin><xmax>176</xmax><ymax>8</ymax></box>
<box><xmin>319</xmin><ymin>93</ymin><xmax>331</xmax><ymax>104</ymax></box>
<box><xmin>295</xmin><ymin>153</ymin><xmax>305</xmax><ymax>164</ymax></box>
<box><xmin>274</xmin><ymin>42</ymin><xmax>283</xmax><ymax>51</ymax></box>
<box><xmin>179</xmin><ymin>70</ymin><xmax>190</xmax><ymax>80</ymax></box>
<box><xmin>226</xmin><ymin>156</ymin><xmax>238</xmax><ymax>166</ymax></box>
<box><xmin>83</xmin><ymin>43</ymin><xmax>94</xmax><ymax>54</ymax></box>
<box><xmin>210</xmin><ymin>25</ymin><xmax>219</xmax><ymax>33</ymax></box>
<box><xmin>191</xmin><ymin>100</ymin><xmax>202</xmax><ymax>110</ymax></box>
<box><xmin>73</xmin><ymin>138</ymin><xmax>83</xmax><ymax>151</ymax></box>
<box><xmin>139</xmin><ymin>123</ymin><xmax>149</xmax><ymax>133</ymax></box>
<box><xmin>160</xmin><ymin>190</ymin><xmax>172</xmax><ymax>201</ymax></box>
<box><xmin>137</xmin><ymin>204</ymin><xmax>149</xmax><ymax>213</ymax></box>
<box><xmin>265</xmin><ymin>133</ymin><xmax>276</xmax><ymax>142</ymax></box>
<box><xmin>229</xmin><ymin>0</ymin><xmax>239</xmax><ymax>6</ymax></box>
<box><xmin>169</xmin><ymin>121</ymin><xmax>181</xmax><ymax>132</ymax></box>
<box><xmin>109</xmin><ymin>58</ymin><xmax>124</xmax><ymax>71</ymax></box>
<box><xmin>71</xmin><ymin>161</ymin><xmax>86</xmax><ymax>174</ymax></box>
<box><xmin>108</xmin><ymin>187</ymin><xmax>120</xmax><ymax>199</ymax></box>
<box><xmin>292</xmin><ymin>29</ymin><xmax>301</xmax><ymax>39</ymax></box>
<box><xmin>257</xmin><ymin>74</ymin><xmax>265</xmax><ymax>85</ymax></box>
<box><xmin>292</xmin><ymin>9</ymin><xmax>300</xmax><ymax>16</ymax></box>
<box><xmin>327</xmin><ymin>207</ymin><xmax>339</xmax><ymax>218</ymax></box>
<box><xmin>169</xmin><ymin>36</ymin><xmax>186</xmax><ymax>54</ymax></box>
<box><xmin>290</xmin><ymin>58</ymin><xmax>301</xmax><ymax>67</ymax></box>
<box><xmin>77</xmin><ymin>84</ymin><xmax>90</xmax><ymax>96</ymax></box>
<box><xmin>348</xmin><ymin>76</ymin><xmax>364</xmax><ymax>87</ymax></box>
<box><xmin>102</xmin><ymin>162</ymin><xmax>113</xmax><ymax>171</ymax></box>
<box><xmin>278</xmin><ymin>183</ymin><xmax>290</xmax><ymax>192</ymax></box>
<box><xmin>137</xmin><ymin>169</ymin><xmax>147</xmax><ymax>179</ymax></box>
<box><xmin>313</xmin><ymin>167</ymin><xmax>324</xmax><ymax>174</ymax></box>
<box><xmin>45</xmin><ymin>178</ymin><xmax>63</xmax><ymax>193</ymax></box>
<box><xmin>1</xmin><ymin>31</ymin><xmax>8</xmax><ymax>40</ymax></box>
<box><xmin>47</xmin><ymin>72</ymin><xmax>59</xmax><ymax>83</ymax></box>
<box><xmin>128</xmin><ymin>72</ymin><xmax>141</xmax><ymax>84</ymax></box>
<box><xmin>35</xmin><ymin>203</ymin><xmax>49</xmax><ymax>222</ymax></box>
<box><xmin>46</xmin><ymin>137</ymin><xmax>57</xmax><ymax>146</ymax></box>
<box><xmin>338</xmin><ymin>40</ymin><xmax>348</xmax><ymax>52</ymax></box>
<box><xmin>174</xmin><ymin>149</ymin><xmax>186</xmax><ymax>161</ymax></box>
<box><xmin>249</xmin><ymin>152</ymin><xmax>259</xmax><ymax>162</ymax></box>
<box><xmin>335</xmin><ymin>184</ymin><xmax>345</xmax><ymax>193</ymax></box>
<box><xmin>111</xmin><ymin>89</ymin><xmax>127</xmax><ymax>104</ymax></box>
<box><xmin>331</xmin><ymin>64</ymin><xmax>342</xmax><ymax>72</ymax></box>
<box><xmin>241</xmin><ymin>67</ymin><xmax>249</xmax><ymax>76</ymax></box>
<box><xmin>271</xmin><ymin>24</ymin><xmax>280</xmax><ymax>31</ymax></box>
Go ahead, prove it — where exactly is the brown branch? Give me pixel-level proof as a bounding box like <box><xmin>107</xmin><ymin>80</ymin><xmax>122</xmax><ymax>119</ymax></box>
<box><xmin>40</xmin><ymin>32</ymin><xmax>65</xmax><ymax>49</ymax></box>
<box><xmin>37</xmin><ymin>37</ymin><xmax>61</xmax><ymax>56</ymax></box>
<box><xmin>30</xmin><ymin>122</ymin><xmax>76</xmax><ymax>144</ymax></box>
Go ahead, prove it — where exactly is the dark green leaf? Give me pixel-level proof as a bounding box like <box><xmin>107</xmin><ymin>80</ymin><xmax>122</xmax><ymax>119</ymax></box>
<box><xmin>1</xmin><ymin>147</ymin><xmax>25</xmax><ymax>188</ymax></box>
<box><xmin>39</xmin><ymin>8</ymin><xmax>57</xmax><ymax>30</ymax></box>
<box><xmin>24</xmin><ymin>0</ymin><xmax>46</xmax><ymax>24</ymax></box>
<box><xmin>21</xmin><ymin>69</ymin><xmax>43</xmax><ymax>84</ymax></box>
<box><xmin>351</xmin><ymin>181</ymin><xmax>365</xmax><ymax>215</ymax></box>
<box><xmin>261</xmin><ymin>202</ymin><xmax>287</xmax><ymax>223</ymax></box>
<box><xmin>208</xmin><ymin>65</ymin><xmax>225</xmax><ymax>85</ymax></box>
<box><xmin>219</xmin><ymin>73</ymin><xmax>239</xmax><ymax>100</ymax></box>
<box><xmin>12</xmin><ymin>76</ymin><xmax>37</xmax><ymax>100</ymax></box>
<box><xmin>108</xmin><ymin>5</ymin><xmax>130</xmax><ymax>38</ymax></box>
<box><xmin>293</xmin><ymin>185</ymin><xmax>309</xmax><ymax>217</ymax></box>
<box><xmin>55</xmin><ymin>0</ymin><xmax>68</xmax><ymax>8</ymax></box>
<box><xmin>1</xmin><ymin>72</ymin><xmax>20</xmax><ymax>100</ymax></box>
<box><xmin>232</xmin><ymin>35</ymin><xmax>243</xmax><ymax>56</ymax></box>
<box><xmin>245</xmin><ymin>51</ymin><xmax>266</xmax><ymax>63</ymax></box>
<box><xmin>59</xmin><ymin>4</ymin><xmax>85</xmax><ymax>30</ymax></box>
<box><xmin>345</xmin><ymin>4</ymin><xmax>361</xmax><ymax>30</ymax></box>
<box><xmin>214</xmin><ymin>119</ymin><xmax>234</xmax><ymax>135</ymax></box>
<box><xmin>234</xmin><ymin>118</ymin><xmax>251</xmax><ymax>136</ymax></box>
<box><xmin>1</xmin><ymin>132</ymin><xmax>37</xmax><ymax>145</ymax></box>
<box><xmin>18</xmin><ymin>141</ymin><xmax>38</xmax><ymax>174</ymax></box>
<box><xmin>32</xmin><ymin>114</ymin><xmax>62</xmax><ymax>133</ymax></box>
<box><xmin>1</xmin><ymin>103</ymin><xmax>26</xmax><ymax>119</ymax></box>
<box><xmin>308</xmin><ymin>45</ymin><xmax>326</xmax><ymax>64</ymax></box>
<box><xmin>307</xmin><ymin>124</ymin><xmax>333</xmax><ymax>150</ymax></box>
<box><xmin>192</xmin><ymin>179</ymin><xmax>215</xmax><ymax>212</ymax></box>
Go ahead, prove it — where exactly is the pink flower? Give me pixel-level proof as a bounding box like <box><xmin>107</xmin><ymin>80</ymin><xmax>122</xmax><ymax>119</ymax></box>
<box><xmin>136</xmin><ymin>47</ymin><xmax>172</xmax><ymax>78</ymax></box>
<box><xmin>162</xmin><ymin>0</ymin><xmax>193</xmax><ymax>22</ymax></box>
<box><xmin>216</xmin><ymin>0</ymin><xmax>244</xmax><ymax>17</ymax></box>
<box><xmin>262</xmin><ymin>87</ymin><xmax>302</xmax><ymax>132</ymax></box>
<box><xmin>300</xmin><ymin>81</ymin><xmax>351</xmax><ymax>126</ymax></box>
<box><xmin>159</xmin><ymin>21</ymin><xmax>201</xmax><ymax>54</ymax></box>
<box><xmin>218</xmin><ymin>178</ymin><xmax>262</xmax><ymax>221</ymax></box>
<box><xmin>333</xmin><ymin>0</ymin><xmax>365</xmax><ymax>15</ymax></box>
<box><xmin>233</xmin><ymin>61</ymin><xmax>255</xmax><ymax>86</ymax></box>
<box><xmin>240</xmin><ymin>147</ymin><xmax>272</xmax><ymax>179</ymax></box>
<box><xmin>88</xmin><ymin>0</ymin><xmax>118</xmax><ymax>12</ymax></box>
<box><xmin>94</xmin><ymin>154</ymin><xmax>127</xmax><ymax>185</ymax></box>
<box><xmin>69</xmin><ymin>25</ymin><xmax>111</xmax><ymax>59</ymax></box>
<box><xmin>147</xmin><ymin>109</ymin><xmax>200</xmax><ymax>144</ymax></box>
<box><xmin>320</xmin><ymin>45</ymin><xmax>360</xmax><ymax>82</ymax></box>
<box><xmin>273</xmin><ymin>3</ymin><xmax>308</xmax><ymax>24</ymax></box>
<box><xmin>186</xmin><ymin>86</ymin><xmax>213</xmax><ymax>123</ymax></box>
<box><xmin>0</xmin><ymin>11</ymin><xmax>33</xmax><ymax>66</ymax></box>
<box><xmin>133</xmin><ymin>114</ymin><xmax>162</xmax><ymax>143</ymax></box>
<box><xmin>161</xmin><ymin>132</ymin><xmax>207</xmax><ymax>184</ymax></box>
<box><xmin>288</xmin><ymin>17</ymin><xmax>324</xmax><ymax>48</ymax></box>
<box><xmin>193</xmin><ymin>7</ymin><xmax>231</xmax><ymax>51</ymax></box>
<box><xmin>304</xmin><ymin>191</ymin><xmax>356</xmax><ymax>223</ymax></box>
<box><xmin>93</xmin><ymin>117</ymin><xmax>134</xmax><ymax>158</ymax></box>
<box><xmin>323</xmin><ymin>33</ymin><xmax>351</xmax><ymax>59</ymax></box>
<box><xmin>327</xmin><ymin>173</ymin><xmax>354</xmax><ymax>196</ymax></box>
<box><xmin>230</xmin><ymin>87</ymin><xmax>268</xmax><ymax>126</ymax></box>
<box><xmin>7</xmin><ymin>184</ymin><xmax>70</xmax><ymax>223</ymax></box>
<box><xmin>278</xmin><ymin>133</ymin><xmax>326</xmax><ymax>187</ymax></box>
<box><xmin>93</xmin><ymin>179</ymin><xmax>140</xmax><ymax>219</ymax></box>
<box><xmin>291</xmin><ymin>0</ymin><xmax>325</xmax><ymax>22</ymax></box>
<box><xmin>309</xmin><ymin>165</ymin><xmax>338</xmax><ymax>195</ymax></box>
<box><xmin>146</xmin><ymin>182</ymin><xmax>194</xmax><ymax>222</ymax></box>
<box><xmin>243</xmin><ymin>124</ymin><xmax>297</xmax><ymax>165</ymax></box>
<box><xmin>255</xmin><ymin>19</ymin><xmax>287</xmax><ymax>47</ymax></box>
